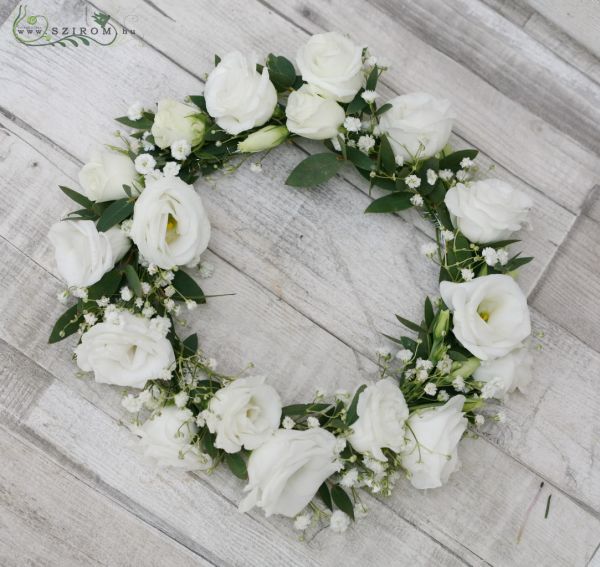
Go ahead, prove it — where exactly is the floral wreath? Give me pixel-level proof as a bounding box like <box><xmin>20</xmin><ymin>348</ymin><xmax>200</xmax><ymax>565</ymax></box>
<box><xmin>48</xmin><ymin>32</ymin><xmax>534</xmax><ymax>534</ymax></box>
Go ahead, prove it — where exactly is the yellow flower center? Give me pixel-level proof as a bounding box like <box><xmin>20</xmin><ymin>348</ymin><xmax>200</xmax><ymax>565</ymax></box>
<box><xmin>479</xmin><ymin>310</ymin><xmax>490</xmax><ymax>322</ymax></box>
<box><xmin>165</xmin><ymin>214</ymin><xmax>178</xmax><ymax>244</ymax></box>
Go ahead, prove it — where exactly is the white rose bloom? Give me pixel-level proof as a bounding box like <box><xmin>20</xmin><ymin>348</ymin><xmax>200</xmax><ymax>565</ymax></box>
<box><xmin>75</xmin><ymin>311</ymin><xmax>175</xmax><ymax>388</ymax></box>
<box><xmin>239</xmin><ymin>428</ymin><xmax>342</xmax><ymax>517</ymax></box>
<box><xmin>130</xmin><ymin>176</ymin><xmax>211</xmax><ymax>269</ymax></box>
<box><xmin>378</xmin><ymin>93</ymin><xmax>453</xmax><ymax>162</ymax></box>
<box><xmin>445</xmin><ymin>179</ymin><xmax>533</xmax><ymax>243</ymax></box>
<box><xmin>48</xmin><ymin>220</ymin><xmax>130</xmax><ymax>288</ymax></box>
<box><xmin>206</xmin><ymin>376</ymin><xmax>282</xmax><ymax>453</ymax></box>
<box><xmin>204</xmin><ymin>51</ymin><xmax>277</xmax><ymax>135</ymax></box>
<box><xmin>296</xmin><ymin>31</ymin><xmax>363</xmax><ymax>102</ymax></box>
<box><xmin>440</xmin><ymin>274</ymin><xmax>531</xmax><ymax>360</ymax></box>
<box><xmin>286</xmin><ymin>84</ymin><xmax>345</xmax><ymax>140</ymax></box>
<box><xmin>473</xmin><ymin>346</ymin><xmax>532</xmax><ymax>398</ymax></box>
<box><xmin>137</xmin><ymin>407</ymin><xmax>212</xmax><ymax>470</ymax></box>
<box><xmin>401</xmin><ymin>396</ymin><xmax>467</xmax><ymax>489</ymax></box>
<box><xmin>78</xmin><ymin>150</ymin><xmax>137</xmax><ymax>203</ymax></box>
<box><xmin>348</xmin><ymin>378</ymin><xmax>409</xmax><ymax>461</ymax></box>
<box><xmin>151</xmin><ymin>99</ymin><xmax>206</xmax><ymax>149</ymax></box>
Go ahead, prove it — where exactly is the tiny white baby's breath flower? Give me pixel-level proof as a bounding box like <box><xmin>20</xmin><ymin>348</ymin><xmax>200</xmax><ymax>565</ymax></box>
<box><xmin>460</xmin><ymin>268</ymin><xmax>474</xmax><ymax>281</ymax></box>
<box><xmin>186</xmin><ymin>299</ymin><xmax>197</xmax><ymax>311</ymax></box>
<box><xmin>142</xmin><ymin>305</ymin><xmax>156</xmax><ymax>318</ymax></box>
<box><xmin>56</xmin><ymin>290</ymin><xmax>69</xmax><ymax>304</ymax></box>
<box><xmin>416</xmin><ymin>358</ymin><xmax>433</xmax><ymax>371</ymax></box>
<box><xmin>357</xmin><ymin>134</ymin><xmax>375</xmax><ymax>153</ymax></box>
<box><xmin>482</xmin><ymin>247</ymin><xmax>498</xmax><ymax>266</ymax></box>
<box><xmin>134</xmin><ymin>297</ymin><xmax>144</xmax><ymax>308</ymax></box>
<box><xmin>96</xmin><ymin>296</ymin><xmax>110</xmax><ymax>308</ymax></box>
<box><xmin>496</xmin><ymin>248</ymin><xmax>509</xmax><ymax>266</ymax></box>
<box><xmin>127</xmin><ymin>101</ymin><xmax>143</xmax><ymax>121</ymax></box>
<box><xmin>163</xmin><ymin>271</ymin><xmax>175</xmax><ymax>282</ymax></box>
<box><xmin>171</xmin><ymin>139</ymin><xmax>192</xmax><ymax>161</ymax></box>
<box><xmin>294</xmin><ymin>514</ymin><xmax>311</xmax><ymax>531</ymax></box>
<box><xmin>141</xmin><ymin>282</ymin><xmax>152</xmax><ymax>295</ymax></box>
<box><xmin>198</xmin><ymin>262</ymin><xmax>215</xmax><ymax>279</ymax></box>
<box><xmin>410</xmin><ymin>194</ymin><xmax>424</xmax><ymax>207</ymax></box>
<box><xmin>163</xmin><ymin>161</ymin><xmax>181</xmax><ymax>177</ymax></box>
<box><xmin>395</xmin><ymin>155</ymin><xmax>404</xmax><ymax>167</ymax></box>
<box><xmin>164</xmin><ymin>285</ymin><xmax>176</xmax><ymax>298</ymax></box>
<box><xmin>421</xmin><ymin>242</ymin><xmax>437</xmax><ymax>258</ymax></box>
<box><xmin>456</xmin><ymin>170</ymin><xmax>469</xmax><ymax>182</ymax></box>
<box><xmin>174</xmin><ymin>391</ymin><xmax>189</xmax><ymax>408</ymax></box>
<box><xmin>396</xmin><ymin>349</ymin><xmax>413</xmax><ymax>362</ymax></box>
<box><xmin>307</xmin><ymin>416</ymin><xmax>320</xmax><ymax>428</ymax></box>
<box><xmin>442</xmin><ymin>230</ymin><xmax>454</xmax><ymax>242</ymax></box>
<box><xmin>452</xmin><ymin>375</ymin><xmax>465</xmax><ymax>392</ymax></box>
<box><xmin>83</xmin><ymin>312</ymin><xmax>97</xmax><ymax>326</ymax></box>
<box><xmin>122</xmin><ymin>393</ymin><xmax>143</xmax><ymax>413</ymax></box>
<box><xmin>405</xmin><ymin>174</ymin><xmax>421</xmax><ymax>189</ymax></box>
<box><xmin>330</xmin><ymin>511</ymin><xmax>350</xmax><ymax>533</ymax></box>
<box><xmin>120</xmin><ymin>219</ymin><xmax>133</xmax><ymax>236</ymax></box>
<box><xmin>340</xmin><ymin>468</ymin><xmax>359</xmax><ymax>488</ymax></box>
<box><xmin>438</xmin><ymin>169</ymin><xmax>453</xmax><ymax>181</ymax></box>
<box><xmin>474</xmin><ymin>414</ymin><xmax>485</xmax><ymax>426</ymax></box>
<box><xmin>344</xmin><ymin>117</ymin><xmax>361</xmax><ymax>132</ymax></box>
<box><xmin>460</xmin><ymin>157</ymin><xmax>474</xmax><ymax>169</ymax></box>
<box><xmin>426</xmin><ymin>169</ymin><xmax>438</xmax><ymax>186</ymax></box>
<box><xmin>375</xmin><ymin>346</ymin><xmax>391</xmax><ymax>358</ymax></box>
<box><xmin>361</xmin><ymin>90</ymin><xmax>378</xmax><ymax>103</ymax></box>
<box><xmin>437</xmin><ymin>390</ymin><xmax>450</xmax><ymax>402</ymax></box>
<box><xmin>282</xmin><ymin>416</ymin><xmax>295</xmax><ymax>430</ymax></box>
<box><xmin>249</xmin><ymin>162</ymin><xmax>262</xmax><ymax>173</ymax></box>
<box><xmin>120</xmin><ymin>286</ymin><xmax>133</xmax><ymax>301</ymax></box>
<box><xmin>134</xmin><ymin>153</ymin><xmax>156</xmax><ymax>175</ymax></box>
<box><xmin>164</xmin><ymin>298</ymin><xmax>176</xmax><ymax>312</ymax></box>
<box><xmin>363</xmin><ymin>55</ymin><xmax>377</xmax><ymax>68</ymax></box>
<box><xmin>147</xmin><ymin>264</ymin><xmax>158</xmax><ymax>275</ymax></box>
<box><xmin>496</xmin><ymin>411</ymin><xmax>506</xmax><ymax>423</ymax></box>
<box><xmin>72</xmin><ymin>287</ymin><xmax>88</xmax><ymax>300</ymax></box>
<box><xmin>424</xmin><ymin>382</ymin><xmax>437</xmax><ymax>396</ymax></box>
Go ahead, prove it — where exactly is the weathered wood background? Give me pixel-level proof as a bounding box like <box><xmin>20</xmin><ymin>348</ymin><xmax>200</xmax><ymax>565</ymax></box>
<box><xmin>0</xmin><ymin>0</ymin><xmax>599</xmax><ymax>565</ymax></box>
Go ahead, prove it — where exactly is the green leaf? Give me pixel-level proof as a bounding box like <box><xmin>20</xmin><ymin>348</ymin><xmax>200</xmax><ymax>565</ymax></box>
<box><xmin>365</xmin><ymin>192</ymin><xmax>413</xmax><ymax>213</ymax></box>
<box><xmin>225</xmin><ymin>452</ymin><xmax>248</xmax><ymax>480</ymax></box>
<box><xmin>318</xmin><ymin>482</ymin><xmax>333</xmax><ymax>511</ymax></box>
<box><xmin>375</xmin><ymin>103</ymin><xmax>392</xmax><ymax>116</ymax></box>
<box><xmin>171</xmin><ymin>270</ymin><xmax>206</xmax><ymax>303</ymax></box>
<box><xmin>188</xmin><ymin>95</ymin><xmax>207</xmax><ymax>112</ymax></box>
<box><xmin>504</xmin><ymin>255</ymin><xmax>534</xmax><ymax>270</ymax></box>
<box><xmin>346</xmin><ymin>147</ymin><xmax>374</xmax><ymax>171</ymax></box>
<box><xmin>365</xmin><ymin>66</ymin><xmax>379</xmax><ymax>90</ymax></box>
<box><xmin>281</xmin><ymin>403</ymin><xmax>332</xmax><ymax>417</ymax></box>
<box><xmin>448</xmin><ymin>350</ymin><xmax>468</xmax><ymax>361</ymax></box>
<box><xmin>331</xmin><ymin>485</ymin><xmax>354</xmax><ymax>520</ymax></box>
<box><xmin>396</xmin><ymin>314</ymin><xmax>425</xmax><ymax>334</ymax></box>
<box><xmin>59</xmin><ymin>185</ymin><xmax>94</xmax><ymax>209</ymax></box>
<box><xmin>285</xmin><ymin>153</ymin><xmax>343</xmax><ymax>187</ymax></box>
<box><xmin>379</xmin><ymin>135</ymin><xmax>396</xmax><ymax>174</ymax></box>
<box><xmin>182</xmin><ymin>333</ymin><xmax>198</xmax><ymax>356</ymax></box>
<box><xmin>87</xmin><ymin>268</ymin><xmax>123</xmax><ymax>300</ymax></box>
<box><xmin>346</xmin><ymin>89</ymin><xmax>366</xmax><ymax>115</ymax></box>
<box><xmin>424</xmin><ymin>297</ymin><xmax>434</xmax><ymax>329</ymax></box>
<box><xmin>48</xmin><ymin>303</ymin><xmax>81</xmax><ymax>343</ymax></box>
<box><xmin>438</xmin><ymin>149</ymin><xmax>478</xmax><ymax>172</ymax></box>
<box><xmin>345</xmin><ymin>384</ymin><xmax>367</xmax><ymax>426</ymax></box>
<box><xmin>202</xmin><ymin>432</ymin><xmax>218</xmax><ymax>458</ymax></box>
<box><xmin>400</xmin><ymin>336</ymin><xmax>418</xmax><ymax>351</ymax></box>
<box><xmin>482</xmin><ymin>238</ymin><xmax>520</xmax><ymax>249</ymax></box>
<box><xmin>266</xmin><ymin>53</ymin><xmax>296</xmax><ymax>91</ymax></box>
<box><xmin>214</xmin><ymin>54</ymin><xmax>221</xmax><ymax>66</ymax></box>
<box><xmin>115</xmin><ymin>115</ymin><xmax>154</xmax><ymax>129</ymax></box>
<box><xmin>96</xmin><ymin>198</ymin><xmax>134</xmax><ymax>232</ymax></box>
<box><xmin>125</xmin><ymin>265</ymin><xmax>143</xmax><ymax>297</ymax></box>
<box><xmin>357</xmin><ymin>168</ymin><xmax>397</xmax><ymax>191</ymax></box>
<box><xmin>63</xmin><ymin>208</ymin><xmax>99</xmax><ymax>221</ymax></box>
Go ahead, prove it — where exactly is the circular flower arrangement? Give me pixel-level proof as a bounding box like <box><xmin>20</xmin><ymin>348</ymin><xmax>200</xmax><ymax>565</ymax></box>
<box><xmin>48</xmin><ymin>32</ymin><xmax>534</xmax><ymax>533</ymax></box>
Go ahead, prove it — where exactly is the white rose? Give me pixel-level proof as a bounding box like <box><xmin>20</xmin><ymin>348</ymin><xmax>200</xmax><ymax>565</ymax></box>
<box><xmin>239</xmin><ymin>428</ymin><xmax>342</xmax><ymax>517</ymax></box>
<box><xmin>206</xmin><ymin>376</ymin><xmax>282</xmax><ymax>453</ymax></box>
<box><xmin>78</xmin><ymin>150</ymin><xmax>137</xmax><ymax>203</ymax></box>
<box><xmin>204</xmin><ymin>51</ymin><xmax>277</xmax><ymax>135</ymax></box>
<box><xmin>75</xmin><ymin>311</ymin><xmax>175</xmax><ymax>388</ymax></box>
<box><xmin>48</xmin><ymin>220</ymin><xmax>130</xmax><ymax>288</ymax></box>
<box><xmin>440</xmin><ymin>274</ymin><xmax>531</xmax><ymax>360</ymax></box>
<box><xmin>473</xmin><ymin>347</ymin><xmax>532</xmax><ymax>398</ymax></box>
<box><xmin>348</xmin><ymin>378</ymin><xmax>409</xmax><ymax>461</ymax></box>
<box><xmin>137</xmin><ymin>406</ymin><xmax>212</xmax><ymax>470</ymax></box>
<box><xmin>445</xmin><ymin>179</ymin><xmax>533</xmax><ymax>243</ymax></box>
<box><xmin>151</xmin><ymin>99</ymin><xmax>207</xmax><ymax>149</ymax></box>
<box><xmin>401</xmin><ymin>396</ymin><xmax>467</xmax><ymax>489</ymax></box>
<box><xmin>130</xmin><ymin>176</ymin><xmax>211</xmax><ymax>269</ymax></box>
<box><xmin>286</xmin><ymin>84</ymin><xmax>346</xmax><ymax>140</ymax></box>
<box><xmin>378</xmin><ymin>93</ymin><xmax>453</xmax><ymax>162</ymax></box>
<box><xmin>296</xmin><ymin>32</ymin><xmax>363</xmax><ymax>103</ymax></box>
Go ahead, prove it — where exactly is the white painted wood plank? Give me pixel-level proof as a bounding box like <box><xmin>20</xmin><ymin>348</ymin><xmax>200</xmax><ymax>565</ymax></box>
<box><xmin>0</xmin><ymin>425</ymin><xmax>211</xmax><ymax>567</ymax></box>
<box><xmin>1</xmin><ymin>129</ymin><xmax>600</xmax><ymax>566</ymax></box>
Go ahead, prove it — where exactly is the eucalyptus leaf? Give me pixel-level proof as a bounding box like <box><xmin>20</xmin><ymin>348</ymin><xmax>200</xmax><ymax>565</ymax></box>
<box><xmin>266</xmin><ymin>53</ymin><xmax>296</xmax><ymax>91</ymax></box>
<box><xmin>396</xmin><ymin>314</ymin><xmax>425</xmax><ymax>334</ymax></box>
<box><xmin>378</xmin><ymin>135</ymin><xmax>396</xmax><ymax>174</ymax></box>
<box><xmin>438</xmin><ymin>149</ymin><xmax>478</xmax><ymax>172</ymax></box>
<box><xmin>331</xmin><ymin>485</ymin><xmax>355</xmax><ymax>520</ymax></box>
<box><xmin>48</xmin><ymin>303</ymin><xmax>81</xmax><ymax>343</ymax></box>
<box><xmin>365</xmin><ymin>192</ymin><xmax>413</xmax><ymax>213</ymax></box>
<box><xmin>96</xmin><ymin>199</ymin><xmax>134</xmax><ymax>232</ymax></box>
<box><xmin>345</xmin><ymin>384</ymin><xmax>367</xmax><ymax>425</ymax></box>
<box><xmin>125</xmin><ymin>265</ymin><xmax>143</xmax><ymax>297</ymax></box>
<box><xmin>87</xmin><ymin>269</ymin><xmax>123</xmax><ymax>300</ymax></box>
<box><xmin>171</xmin><ymin>270</ymin><xmax>207</xmax><ymax>303</ymax></box>
<box><xmin>59</xmin><ymin>185</ymin><xmax>94</xmax><ymax>209</ymax></box>
<box><xmin>115</xmin><ymin>115</ymin><xmax>153</xmax><ymax>129</ymax></box>
<box><xmin>346</xmin><ymin>147</ymin><xmax>374</xmax><ymax>171</ymax></box>
<box><xmin>318</xmin><ymin>482</ymin><xmax>333</xmax><ymax>511</ymax></box>
<box><xmin>285</xmin><ymin>153</ymin><xmax>343</xmax><ymax>187</ymax></box>
<box><xmin>225</xmin><ymin>452</ymin><xmax>248</xmax><ymax>480</ymax></box>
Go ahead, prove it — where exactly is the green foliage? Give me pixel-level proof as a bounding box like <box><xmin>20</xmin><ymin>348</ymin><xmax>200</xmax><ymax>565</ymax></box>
<box><xmin>48</xmin><ymin>303</ymin><xmax>81</xmax><ymax>343</ymax></box>
<box><xmin>286</xmin><ymin>153</ymin><xmax>343</xmax><ymax>187</ymax></box>
<box><xmin>266</xmin><ymin>54</ymin><xmax>296</xmax><ymax>91</ymax></box>
<box><xmin>331</xmin><ymin>485</ymin><xmax>354</xmax><ymax>520</ymax></box>
<box><xmin>225</xmin><ymin>452</ymin><xmax>248</xmax><ymax>480</ymax></box>
<box><xmin>96</xmin><ymin>198</ymin><xmax>134</xmax><ymax>232</ymax></box>
<box><xmin>365</xmin><ymin>192</ymin><xmax>413</xmax><ymax>213</ymax></box>
<box><xmin>171</xmin><ymin>270</ymin><xmax>206</xmax><ymax>303</ymax></box>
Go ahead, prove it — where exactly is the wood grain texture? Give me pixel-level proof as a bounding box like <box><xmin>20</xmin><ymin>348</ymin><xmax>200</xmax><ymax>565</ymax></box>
<box><xmin>1</xmin><ymin>0</ymin><xmax>599</xmax><ymax>565</ymax></box>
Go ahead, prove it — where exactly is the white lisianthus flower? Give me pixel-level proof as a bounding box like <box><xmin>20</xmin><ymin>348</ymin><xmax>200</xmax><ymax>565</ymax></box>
<box><xmin>440</xmin><ymin>274</ymin><xmax>531</xmax><ymax>360</ymax></box>
<box><xmin>473</xmin><ymin>346</ymin><xmax>532</xmax><ymax>398</ymax></box>
<box><xmin>151</xmin><ymin>99</ymin><xmax>207</xmax><ymax>149</ymax></box>
<box><xmin>238</xmin><ymin>125</ymin><xmax>288</xmax><ymax>153</ymax></box>
<box><xmin>285</xmin><ymin>84</ymin><xmax>345</xmax><ymax>140</ymax></box>
<box><xmin>204</xmin><ymin>51</ymin><xmax>277</xmax><ymax>135</ymax></box>
<box><xmin>378</xmin><ymin>93</ymin><xmax>453</xmax><ymax>162</ymax></box>
<box><xmin>78</xmin><ymin>150</ymin><xmax>137</xmax><ymax>203</ymax></box>
<box><xmin>296</xmin><ymin>32</ymin><xmax>363</xmax><ymax>102</ymax></box>
<box><xmin>348</xmin><ymin>378</ymin><xmax>409</xmax><ymax>461</ymax></box>
<box><xmin>239</xmin><ymin>428</ymin><xmax>342</xmax><ymax>517</ymax></box>
<box><xmin>48</xmin><ymin>220</ymin><xmax>130</xmax><ymax>288</ymax></box>
<box><xmin>205</xmin><ymin>376</ymin><xmax>282</xmax><ymax>453</ymax></box>
<box><xmin>444</xmin><ymin>179</ymin><xmax>533</xmax><ymax>243</ymax></box>
<box><xmin>130</xmin><ymin>176</ymin><xmax>211</xmax><ymax>269</ymax></box>
<box><xmin>137</xmin><ymin>406</ymin><xmax>212</xmax><ymax>470</ymax></box>
<box><xmin>401</xmin><ymin>395</ymin><xmax>467</xmax><ymax>489</ymax></box>
<box><xmin>75</xmin><ymin>311</ymin><xmax>175</xmax><ymax>388</ymax></box>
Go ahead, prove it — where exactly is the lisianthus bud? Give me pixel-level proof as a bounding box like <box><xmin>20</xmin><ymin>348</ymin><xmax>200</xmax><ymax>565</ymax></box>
<box><xmin>433</xmin><ymin>309</ymin><xmax>449</xmax><ymax>340</ymax></box>
<box><xmin>448</xmin><ymin>357</ymin><xmax>480</xmax><ymax>380</ymax></box>
<box><xmin>238</xmin><ymin>125</ymin><xmax>288</xmax><ymax>153</ymax></box>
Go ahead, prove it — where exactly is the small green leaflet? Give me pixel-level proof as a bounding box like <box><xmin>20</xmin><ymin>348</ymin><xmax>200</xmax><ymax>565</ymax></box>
<box><xmin>87</xmin><ymin>269</ymin><xmax>123</xmax><ymax>300</ymax></box>
<box><xmin>331</xmin><ymin>485</ymin><xmax>354</xmax><ymax>520</ymax></box>
<box><xmin>171</xmin><ymin>270</ymin><xmax>207</xmax><ymax>303</ymax></box>
<box><xmin>182</xmin><ymin>333</ymin><xmax>198</xmax><ymax>356</ymax></box>
<box><xmin>115</xmin><ymin>115</ymin><xmax>154</xmax><ymax>129</ymax></box>
<box><xmin>125</xmin><ymin>265</ymin><xmax>143</xmax><ymax>297</ymax></box>
<box><xmin>266</xmin><ymin>53</ymin><xmax>296</xmax><ymax>91</ymax></box>
<box><xmin>395</xmin><ymin>314</ymin><xmax>425</xmax><ymax>334</ymax></box>
<box><xmin>346</xmin><ymin>147</ymin><xmax>374</xmax><ymax>171</ymax></box>
<box><xmin>365</xmin><ymin>191</ymin><xmax>413</xmax><ymax>213</ymax></box>
<box><xmin>318</xmin><ymin>482</ymin><xmax>333</xmax><ymax>511</ymax></box>
<box><xmin>438</xmin><ymin>149</ymin><xmax>478</xmax><ymax>172</ymax></box>
<box><xmin>281</xmin><ymin>403</ymin><xmax>332</xmax><ymax>417</ymax></box>
<box><xmin>286</xmin><ymin>153</ymin><xmax>343</xmax><ymax>187</ymax></box>
<box><xmin>345</xmin><ymin>384</ymin><xmax>366</xmax><ymax>426</ymax></box>
<box><xmin>48</xmin><ymin>303</ymin><xmax>81</xmax><ymax>343</ymax></box>
<box><xmin>378</xmin><ymin>134</ymin><xmax>396</xmax><ymax>174</ymax></box>
<box><xmin>59</xmin><ymin>185</ymin><xmax>94</xmax><ymax>209</ymax></box>
<box><xmin>96</xmin><ymin>198</ymin><xmax>134</xmax><ymax>232</ymax></box>
<box><xmin>346</xmin><ymin>89</ymin><xmax>366</xmax><ymax>115</ymax></box>
<box><xmin>225</xmin><ymin>452</ymin><xmax>248</xmax><ymax>480</ymax></box>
